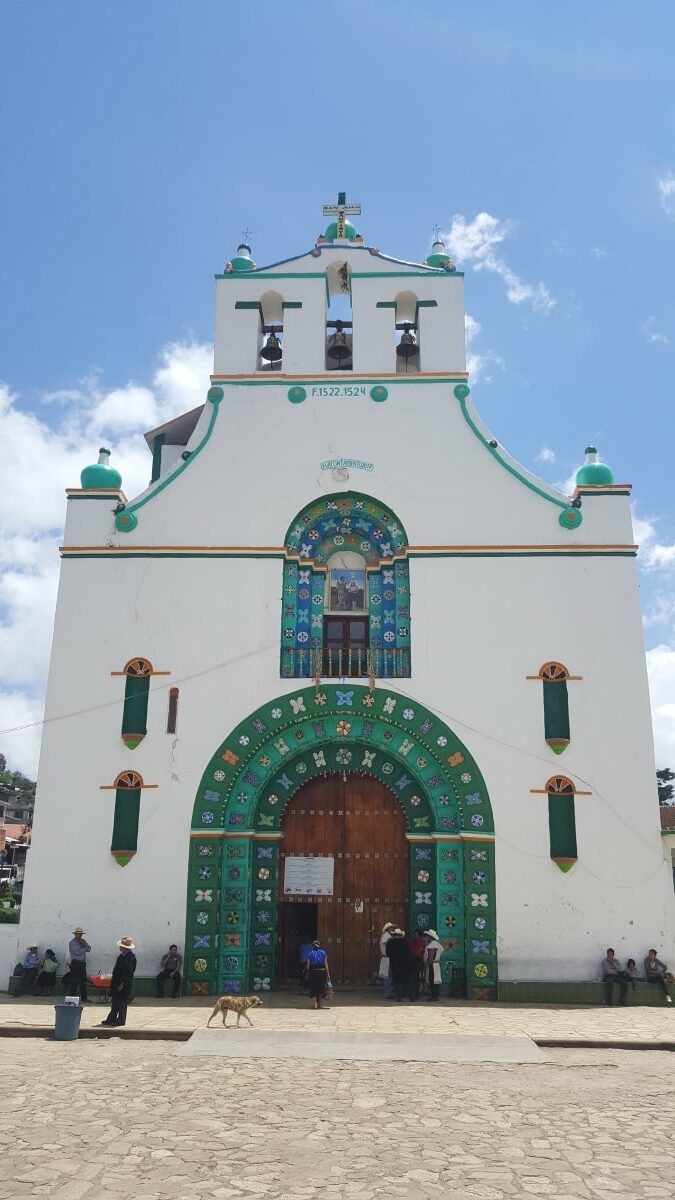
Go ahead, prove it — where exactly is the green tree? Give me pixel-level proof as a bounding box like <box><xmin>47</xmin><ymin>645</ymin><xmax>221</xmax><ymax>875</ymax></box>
<box><xmin>657</xmin><ymin>767</ymin><xmax>675</xmax><ymax>806</ymax></box>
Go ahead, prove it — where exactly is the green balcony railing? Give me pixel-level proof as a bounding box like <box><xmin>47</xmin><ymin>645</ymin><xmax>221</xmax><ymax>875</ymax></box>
<box><xmin>281</xmin><ymin>646</ymin><xmax>410</xmax><ymax>680</ymax></box>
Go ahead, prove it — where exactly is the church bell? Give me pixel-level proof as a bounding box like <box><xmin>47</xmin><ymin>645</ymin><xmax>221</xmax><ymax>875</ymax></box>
<box><xmin>260</xmin><ymin>332</ymin><xmax>282</xmax><ymax>362</ymax></box>
<box><xmin>326</xmin><ymin>319</ymin><xmax>352</xmax><ymax>364</ymax></box>
<box><xmin>396</xmin><ymin>323</ymin><xmax>418</xmax><ymax>359</ymax></box>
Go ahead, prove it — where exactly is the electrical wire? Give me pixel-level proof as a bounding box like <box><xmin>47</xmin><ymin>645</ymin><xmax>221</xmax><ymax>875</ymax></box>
<box><xmin>1</xmin><ymin>650</ymin><xmax>668</xmax><ymax>876</ymax></box>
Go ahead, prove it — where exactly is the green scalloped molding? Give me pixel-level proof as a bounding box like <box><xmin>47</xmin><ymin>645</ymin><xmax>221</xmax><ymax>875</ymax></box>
<box><xmin>115</xmin><ymin>387</ymin><xmax>224</xmax><ymax>533</ymax></box>
<box><xmin>453</xmin><ymin>385</ymin><xmax>582</xmax><ymax>530</ymax></box>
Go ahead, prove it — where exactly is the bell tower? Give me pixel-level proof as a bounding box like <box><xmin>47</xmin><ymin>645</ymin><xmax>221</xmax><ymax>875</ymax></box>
<box><xmin>213</xmin><ymin>195</ymin><xmax>466</xmax><ymax>378</ymax></box>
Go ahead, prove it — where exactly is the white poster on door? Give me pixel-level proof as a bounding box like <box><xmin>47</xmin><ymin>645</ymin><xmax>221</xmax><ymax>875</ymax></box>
<box><xmin>284</xmin><ymin>856</ymin><xmax>334</xmax><ymax>896</ymax></box>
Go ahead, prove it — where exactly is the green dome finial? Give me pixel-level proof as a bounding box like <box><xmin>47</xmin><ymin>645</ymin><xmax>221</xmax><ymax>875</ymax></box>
<box><xmin>80</xmin><ymin>448</ymin><xmax>123</xmax><ymax>490</ymax></box>
<box><xmin>319</xmin><ymin>190</ymin><xmax>363</xmax><ymax>243</ymax></box>
<box><xmin>226</xmin><ymin>240</ymin><xmax>256</xmax><ymax>273</ymax></box>
<box><xmin>426</xmin><ymin>238</ymin><xmax>453</xmax><ymax>269</ymax></box>
<box><xmin>575</xmin><ymin>446</ymin><xmax>614</xmax><ymax>487</ymax></box>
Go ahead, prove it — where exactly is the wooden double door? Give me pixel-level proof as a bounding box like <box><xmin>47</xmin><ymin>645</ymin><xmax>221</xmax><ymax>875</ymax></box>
<box><xmin>278</xmin><ymin>774</ymin><xmax>409</xmax><ymax>985</ymax></box>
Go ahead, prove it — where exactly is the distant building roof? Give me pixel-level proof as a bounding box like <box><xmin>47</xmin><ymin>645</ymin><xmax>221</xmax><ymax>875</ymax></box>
<box><xmin>2</xmin><ymin>824</ymin><xmax>30</xmax><ymax>841</ymax></box>
<box><xmin>660</xmin><ymin>805</ymin><xmax>675</xmax><ymax>831</ymax></box>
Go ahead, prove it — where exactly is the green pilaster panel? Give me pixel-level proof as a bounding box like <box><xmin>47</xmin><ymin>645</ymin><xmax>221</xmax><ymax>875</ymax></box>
<box><xmin>435</xmin><ymin>841</ymin><xmax>464</xmax><ymax>986</ymax></box>
<box><xmin>463</xmin><ymin>840</ymin><xmax>497</xmax><ymax>997</ymax></box>
<box><xmin>409</xmin><ymin>840</ymin><xmax>436</xmax><ymax>936</ymax></box>
<box><xmin>280</xmin><ymin>561</ymin><xmax>299</xmax><ymax>677</ymax></box>
<box><xmin>249</xmin><ymin>841</ymin><xmax>279</xmax><ymax>990</ymax></box>
<box><xmin>184</xmin><ymin>837</ymin><xmax>219</xmax><ymax>992</ymax></box>
<box><xmin>368</xmin><ymin>569</ymin><xmax>383</xmax><ymax>674</ymax></box>
<box><xmin>218</xmin><ymin>838</ymin><xmax>253</xmax><ymax>993</ymax></box>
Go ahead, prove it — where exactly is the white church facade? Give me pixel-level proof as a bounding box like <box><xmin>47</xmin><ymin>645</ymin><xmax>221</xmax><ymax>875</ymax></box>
<box><xmin>18</xmin><ymin>196</ymin><xmax>675</xmax><ymax>998</ymax></box>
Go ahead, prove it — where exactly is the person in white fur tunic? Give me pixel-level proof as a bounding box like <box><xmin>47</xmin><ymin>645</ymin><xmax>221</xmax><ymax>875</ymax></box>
<box><xmin>425</xmin><ymin>930</ymin><xmax>443</xmax><ymax>1001</ymax></box>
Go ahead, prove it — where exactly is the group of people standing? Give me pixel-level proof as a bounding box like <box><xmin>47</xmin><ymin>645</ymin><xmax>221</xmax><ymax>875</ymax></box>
<box><xmin>15</xmin><ymin>927</ymin><xmax>139</xmax><ymax>1027</ymax></box>
<box><xmin>379</xmin><ymin>923</ymin><xmax>443</xmax><ymax>1002</ymax></box>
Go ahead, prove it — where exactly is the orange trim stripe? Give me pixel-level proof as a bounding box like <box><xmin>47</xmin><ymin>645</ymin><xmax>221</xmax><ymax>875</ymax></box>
<box><xmin>99</xmin><ymin>783</ymin><xmax>159</xmax><ymax>790</ymax></box>
<box><xmin>530</xmin><ymin>788</ymin><xmax>592</xmax><ymax>796</ymax></box>
<box><xmin>210</xmin><ymin>372</ymin><xmax>470</xmax><ymax>382</ymax></box>
<box><xmin>60</xmin><ymin>543</ymin><xmax>638</xmax><ymax>553</ymax></box>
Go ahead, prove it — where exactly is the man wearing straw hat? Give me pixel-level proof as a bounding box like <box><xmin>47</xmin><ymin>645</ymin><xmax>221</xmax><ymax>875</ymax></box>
<box><xmin>378</xmin><ymin>921</ymin><xmax>395</xmax><ymax>999</ymax></box>
<box><xmin>99</xmin><ymin>936</ymin><xmax>137</xmax><ymax>1028</ymax></box>
<box><xmin>424</xmin><ymin>930</ymin><xmax>443</xmax><ymax>1001</ymax></box>
<box><xmin>66</xmin><ymin>927</ymin><xmax>91</xmax><ymax>1003</ymax></box>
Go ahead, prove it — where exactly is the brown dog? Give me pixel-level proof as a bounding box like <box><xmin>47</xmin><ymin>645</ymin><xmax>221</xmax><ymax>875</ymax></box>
<box><xmin>206</xmin><ymin>994</ymin><xmax>263</xmax><ymax>1028</ymax></box>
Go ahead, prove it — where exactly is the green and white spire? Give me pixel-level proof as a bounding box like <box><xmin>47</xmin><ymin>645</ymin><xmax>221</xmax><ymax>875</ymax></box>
<box><xmin>575</xmin><ymin>446</ymin><xmax>614</xmax><ymax>487</ymax></box>
<box><xmin>80</xmin><ymin>447</ymin><xmax>122</xmax><ymax>490</ymax></box>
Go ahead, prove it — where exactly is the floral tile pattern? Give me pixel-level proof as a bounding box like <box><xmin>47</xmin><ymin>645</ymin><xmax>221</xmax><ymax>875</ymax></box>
<box><xmin>186</xmin><ymin>684</ymin><xmax>496</xmax><ymax>996</ymax></box>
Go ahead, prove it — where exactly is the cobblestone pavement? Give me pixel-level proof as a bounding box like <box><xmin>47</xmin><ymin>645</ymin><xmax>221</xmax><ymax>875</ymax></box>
<box><xmin>2</xmin><ymin>992</ymin><xmax>674</xmax><ymax>1042</ymax></box>
<box><xmin>1</xmin><ymin>1038</ymin><xmax>674</xmax><ymax>1199</ymax></box>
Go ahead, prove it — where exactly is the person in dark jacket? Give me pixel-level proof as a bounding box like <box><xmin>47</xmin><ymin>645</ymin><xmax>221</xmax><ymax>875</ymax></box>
<box><xmin>99</xmin><ymin>936</ymin><xmax>137</xmax><ymax>1027</ymax></box>
<box><xmin>386</xmin><ymin>928</ymin><xmax>412</xmax><ymax>1002</ymax></box>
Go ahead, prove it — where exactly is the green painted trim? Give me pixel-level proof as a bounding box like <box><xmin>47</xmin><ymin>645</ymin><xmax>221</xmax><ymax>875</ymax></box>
<box><xmin>150</xmin><ymin>433</ymin><xmax>164</xmax><ymax>484</ymax></box>
<box><xmin>282</xmin><ymin>301</ymin><xmax>303</xmax><ymax>310</ymax></box>
<box><xmin>210</xmin><ymin>375</ymin><xmax>468</xmax><ymax>387</ymax></box>
<box><xmin>115</xmin><ymin>389</ymin><xmax>223</xmax><ymax>530</ymax></box>
<box><xmin>234</xmin><ymin>301</ymin><xmax>263</xmax><ymax>311</ymax></box>
<box><xmin>216</xmin><ymin>272</ymin><xmax>329</xmax><ymax>280</ymax></box>
<box><xmin>350</xmin><ymin>271</ymin><xmax>463</xmax><ymax>279</ymax></box>
<box><xmin>67</xmin><ymin>495</ymin><xmax>123</xmax><ymax>501</ymax></box>
<box><xmin>215</xmin><ymin>270</ymin><xmax>464</xmax><ymax>280</ymax></box>
<box><xmin>576</xmin><ymin>488</ymin><xmax>631</xmax><ymax>497</ymax></box>
<box><xmin>61</xmin><ymin>549</ymin><xmax>638</xmax><ymax>560</ymax></box>
<box><xmin>375</xmin><ymin>301</ymin><xmax>397</xmax><ymax>309</ymax></box>
<box><xmin>456</xmin><ymin>392</ymin><xmax>574</xmax><ymax>518</ymax></box>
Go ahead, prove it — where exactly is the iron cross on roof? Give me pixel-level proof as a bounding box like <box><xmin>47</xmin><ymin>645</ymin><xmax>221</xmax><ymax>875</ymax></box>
<box><xmin>322</xmin><ymin>190</ymin><xmax>361</xmax><ymax>238</ymax></box>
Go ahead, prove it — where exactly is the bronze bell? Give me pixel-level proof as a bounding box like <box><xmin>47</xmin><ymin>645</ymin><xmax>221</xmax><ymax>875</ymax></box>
<box><xmin>260</xmin><ymin>332</ymin><xmax>282</xmax><ymax>362</ymax></box>
<box><xmin>326</xmin><ymin>319</ymin><xmax>351</xmax><ymax>362</ymax></box>
<box><xmin>396</xmin><ymin>324</ymin><xmax>418</xmax><ymax>359</ymax></box>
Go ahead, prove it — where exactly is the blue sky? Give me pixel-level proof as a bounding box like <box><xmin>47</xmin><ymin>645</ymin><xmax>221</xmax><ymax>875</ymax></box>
<box><xmin>1</xmin><ymin>0</ymin><xmax>675</xmax><ymax>773</ymax></box>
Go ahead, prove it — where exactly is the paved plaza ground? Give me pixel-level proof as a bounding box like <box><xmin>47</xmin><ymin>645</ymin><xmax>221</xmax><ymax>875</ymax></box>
<box><xmin>2</xmin><ymin>991</ymin><xmax>675</xmax><ymax>1042</ymax></box>
<box><xmin>1</xmin><ymin>996</ymin><xmax>674</xmax><ymax>1199</ymax></box>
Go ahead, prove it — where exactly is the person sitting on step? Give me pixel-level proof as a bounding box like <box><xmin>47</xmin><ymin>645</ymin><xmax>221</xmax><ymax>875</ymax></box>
<box><xmin>643</xmin><ymin>949</ymin><xmax>672</xmax><ymax>1003</ymax></box>
<box><xmin>601</xmin><ymin>948</ymin><xmax>628</xmax><ymax>1006</ymax></box>
<box><xmin>156</xmin><ymin>944</ymin><xmax>182</xmax><ymax>999</ymax></box>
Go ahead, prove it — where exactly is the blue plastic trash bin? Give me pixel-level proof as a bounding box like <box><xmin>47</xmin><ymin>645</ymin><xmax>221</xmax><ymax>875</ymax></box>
<box><xmin>54</xmin><ymin>1003</ymin><xmax>82</xmax><ymax>1041</ymax></box>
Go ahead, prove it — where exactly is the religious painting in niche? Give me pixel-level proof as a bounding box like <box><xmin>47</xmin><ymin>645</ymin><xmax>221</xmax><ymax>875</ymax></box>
<box><xmin>329</xmin><ymin>568</ymin><xmax>366</xmax><ymax>612</ymax></box>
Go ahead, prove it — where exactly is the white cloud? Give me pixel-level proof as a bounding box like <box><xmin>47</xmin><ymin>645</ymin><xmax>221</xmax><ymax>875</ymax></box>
<box><xmin>464</xmin><ymin>313</ymin><xmax>504</xmax><ymax>384</ymax></box>
<box><xmin>590</xmin><ymin>247</ymin><xmax>606</xmax><ymax>259</ymax></box>
<box><xmin>646</xmin><ymin>646</ymin><xmax>675</xmax><ymax>768</ymax></box>
<box><xmin>635</xmin><ymin>511</ymin><xmax>675</xmax><ymax>766</ymax></box>
<box><xmin>442</xmin><ymin>212</ymin><xmax>555</xmax><ymax>313</ymax></box>
<box><xmin>643</xmin><ymin>317</ymin><xmax>672</xmax><ymax>346</ymax></box>
<box><xmin>633</xmin><ymin>510</ymin><xmax>675</xmax><ymax>572</ymax></box>
<box><xmin>0</xmin><ymin>340</ymin><xmax>212</xmax><ymax>775</ymax></box>
<box><xmin>658</xmin><ymin>172</ymin><xmax>675</xmax><ymax>217</ymax></box>
<box><xmin>535</xmin><ymin>446</ymin><xmax>556</xmax><ymax>465</ymax></box>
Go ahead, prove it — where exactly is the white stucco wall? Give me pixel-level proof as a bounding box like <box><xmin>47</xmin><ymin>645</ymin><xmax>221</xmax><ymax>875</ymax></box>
<box><xmin>19</xmin><ymin>543</ymin><xmax>673</xmax><ymax>981</ymax></box>
<box><xmin>18</xmin><ymin>242</ymin><xmax>672</xmax><ymax>984</ymax></box>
